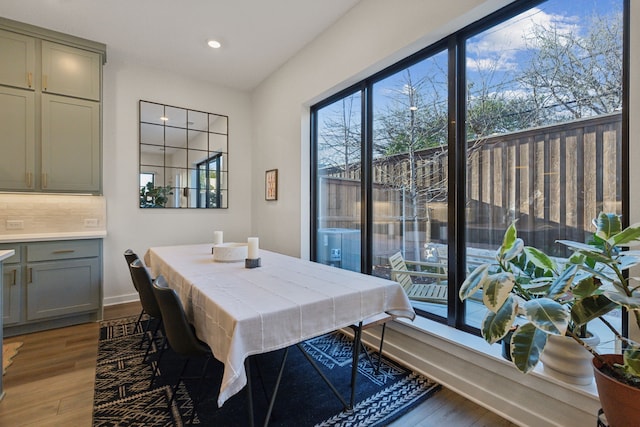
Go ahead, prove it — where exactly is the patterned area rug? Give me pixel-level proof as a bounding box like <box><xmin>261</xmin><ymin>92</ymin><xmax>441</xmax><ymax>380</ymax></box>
<box><xmin>93</xmin><ymin>316</ymin><xmax>440</xmax><ymax>426</ymax></box>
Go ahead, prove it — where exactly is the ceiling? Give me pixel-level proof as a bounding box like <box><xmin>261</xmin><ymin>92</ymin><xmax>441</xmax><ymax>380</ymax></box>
<box><xmin>0</xmin><ymin>0</ymin><xmax>361</xmax><ymax>91</ymax></box>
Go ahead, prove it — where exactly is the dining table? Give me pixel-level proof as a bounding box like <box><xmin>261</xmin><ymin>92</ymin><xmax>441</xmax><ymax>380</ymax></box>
<box><xmin>144</xmin><ymin>243</ymin><xmax>415</xmax><ymax>413</ymax></box>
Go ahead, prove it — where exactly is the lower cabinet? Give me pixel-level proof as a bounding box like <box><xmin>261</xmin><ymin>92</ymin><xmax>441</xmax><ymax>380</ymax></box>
<box><xmin>1</xmin><ymin>239</ymin><xmax>102</xmax><ymax>336</ymax></box>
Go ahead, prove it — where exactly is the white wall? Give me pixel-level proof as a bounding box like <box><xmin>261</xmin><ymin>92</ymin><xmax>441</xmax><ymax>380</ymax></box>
<box><xmin>101</xmin><ymin>58</ymin><xmax>252</xmax><ymax>305</ymax></box>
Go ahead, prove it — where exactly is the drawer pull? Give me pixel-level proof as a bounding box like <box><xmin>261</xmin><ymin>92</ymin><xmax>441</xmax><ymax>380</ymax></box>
<box><xmin>27</xmin><ymin>72</ymin><xmax>33</xmax><ymax>88</ymax></box>
<box><xmin>11</xmin><ymin>269</ymin><xmax>17</xmax><ymax>286</ymax></box>
<box><xmin>27</xmin><ymin>267</ymin><xmax>32</xmax><ymax>284</ymax></box>
<box><xmin>52</xmin><ymin>249</ymin><xmax>76</xmax><ymax>254</ymax></box>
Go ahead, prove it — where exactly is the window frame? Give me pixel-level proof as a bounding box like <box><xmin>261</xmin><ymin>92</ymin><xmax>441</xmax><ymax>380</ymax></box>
<box><xmin>310</xmin><ymin>0</ymin><xmax>629</xmax><ymax>335</ymax></box>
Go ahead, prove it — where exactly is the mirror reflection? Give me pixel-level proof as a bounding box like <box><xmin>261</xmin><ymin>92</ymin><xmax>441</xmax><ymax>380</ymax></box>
<box><xmin>139</xmin><ymin>100</ymin><xmax>228</xmax><ymax>208</ymax></box>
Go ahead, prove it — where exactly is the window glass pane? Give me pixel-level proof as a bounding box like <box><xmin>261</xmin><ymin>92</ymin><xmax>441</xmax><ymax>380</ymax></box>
<box><xmin>464</xmin><ymin>0</ymin><xmax>623</xmax><ymax>349</ymax></box>
<box><xmin>315</xmin><ymin>92</ymin><xmax>362</xmax><ymax>272</ymax></box>
<box><xmin>371</xmin><ymin>50</ymin><xmax>449</xmax><ymax>318</ymax></box>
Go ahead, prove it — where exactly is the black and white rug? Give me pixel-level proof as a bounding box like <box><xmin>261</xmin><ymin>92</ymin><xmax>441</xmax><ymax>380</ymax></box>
<box><xmin>93</xmin><ymin>316</ymin><xmax>440</xmax><ymax>426</ymax></box>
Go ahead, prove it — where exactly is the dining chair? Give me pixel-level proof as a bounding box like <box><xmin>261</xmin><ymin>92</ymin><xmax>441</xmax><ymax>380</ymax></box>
<box><xmin>129</xmin><ymin>258</ymin><xmax>164</xmax><ymax>362</ymax></box>
<box><xmin>388</xmin><ymin>251</ymin><xmax>448</xmax><ymax>303</ymax></box>
<box><xmin>152</xmin><ymin>275</ymin><xmax>214</xmax><ymax>426</ymax></box>
<box><xmin>124</xmin><ymin>249</ymin><xmax>145</xmax><ymax>332</ymax></box>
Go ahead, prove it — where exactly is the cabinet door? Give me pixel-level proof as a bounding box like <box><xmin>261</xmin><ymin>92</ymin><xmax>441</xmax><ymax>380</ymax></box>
<box><xmin>0</xmin><ymin>86</ymin><xmax>35</xmax><ymax>190</ymax></box>
<box><xmin>26</xmin><ymin>258</ymin><xmax>100</xmax><ymax>321</ymax></box>
<box><xmin>0</xmin><ymin>29</ymin><xmax>35</xmax><ymax>89</ymax></box>
<box><xmin>41</xmin><ymin>94</ymin><xmax>100</xmax><ymax>192</ymax></box>
<box><xmin>3</xmin><ymin>265</ymin><xmax>21</xmax><ymax>325</ymax></box>
<box><xmin>41</xmin><ymin>41</ymin><xmax>100</xmax><ymax>101</ymax></box>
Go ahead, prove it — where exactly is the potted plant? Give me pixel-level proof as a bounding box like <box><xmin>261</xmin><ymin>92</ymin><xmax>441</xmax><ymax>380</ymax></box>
<box><xmin>459</xmin><ymin>213</ymin><xmax>640</xmax><ymax>425</ymax></box>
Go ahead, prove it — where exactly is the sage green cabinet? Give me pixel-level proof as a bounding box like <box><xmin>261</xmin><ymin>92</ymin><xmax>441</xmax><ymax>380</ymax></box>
<box><xmin>41</xmin><ymin>94</ymin><xmax>100</xmax><ymax>192</ymax></box>
<box><xmin>1</xmin><ymin>246</ymin><xmax>21</xmax><ymax>326</ymax></box>
<box><xmin>1</xmin><ymin>239</ymin><xmax>102</xmax><ymax>336</ymax></box>
<box><xmin>0</xmin><ymin>29</ymin><xmax>35</xmax><ymax>90</ymax></box>
<box><xmin>0</xmin><ymin>23</ymin><xmax>103</xmax><ymax>194</ymax></box>
<box><xmin>0</xmin><ymin>86</ymin><xmax>35</xmax><ymax>190</ymax></box>
<box><xmin>41</xmin><ymin>41</ymin><xmax>100</xmax><ymax>101</ymax></box>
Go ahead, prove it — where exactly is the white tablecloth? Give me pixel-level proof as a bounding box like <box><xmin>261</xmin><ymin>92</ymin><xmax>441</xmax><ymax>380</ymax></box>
<box><xmin>145</xmin><ymin>243</ymin><xmax>415</xmax><ymax>406</ymax></box>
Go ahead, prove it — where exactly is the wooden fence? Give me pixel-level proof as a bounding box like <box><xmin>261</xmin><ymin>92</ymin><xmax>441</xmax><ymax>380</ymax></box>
<box><xmin>318</xmin><ymin>113</ymin><xmax>622</xmax><ymax>262</ymax></box>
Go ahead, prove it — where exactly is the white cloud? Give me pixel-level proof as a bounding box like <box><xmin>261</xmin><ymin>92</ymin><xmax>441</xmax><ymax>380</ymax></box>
<box><xmin>467</xmin><ymin>7</ymin><xmax>580</xmax><ymax>72</ymax></box>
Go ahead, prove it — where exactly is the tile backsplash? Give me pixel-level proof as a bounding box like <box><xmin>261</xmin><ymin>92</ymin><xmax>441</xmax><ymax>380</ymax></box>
<box><xmin>0</xmin><ymin>194</ymin><xmax>106</xmax><ymax>235</ymax></box>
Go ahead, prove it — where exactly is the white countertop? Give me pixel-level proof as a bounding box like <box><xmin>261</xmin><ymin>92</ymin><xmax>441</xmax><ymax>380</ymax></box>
<box><xmin>0</xmin><ymin>250</ymin><xmax>15</xmax><ymax>261</ymax></box>
<box><xmin>0</xmin><ymin>231</ymin><xmax>107</xmax><ymax>243</ymax></box>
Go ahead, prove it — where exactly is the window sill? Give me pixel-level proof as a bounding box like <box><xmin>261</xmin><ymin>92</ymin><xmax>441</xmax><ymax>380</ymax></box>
<box><xmin>361</xmin><ymin>315</ymin><xmax>601</xmax><ymax>426</ymax></box>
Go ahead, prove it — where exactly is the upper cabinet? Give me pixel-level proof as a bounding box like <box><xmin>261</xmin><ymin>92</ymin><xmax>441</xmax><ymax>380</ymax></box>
<box><xmin>0</xmin><ymin>19</ymin><xmax>105</xmax><ymax>194</ymax></box>
<box><xmin>41</xmin><ymin>41</ymin><xmax>101</xmax><ymax>101</ymax></box>
<box><xmin>0</xmin><ymin>29</ymin><xmax>35</xmax><ymax>90</ymax></box>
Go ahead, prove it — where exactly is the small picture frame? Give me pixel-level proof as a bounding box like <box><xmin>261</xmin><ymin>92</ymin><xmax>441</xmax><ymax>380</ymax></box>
<box><xmin>265</xmin><ymin>169</ymin><xmax>278</xmax><ymax>201</ymax></box>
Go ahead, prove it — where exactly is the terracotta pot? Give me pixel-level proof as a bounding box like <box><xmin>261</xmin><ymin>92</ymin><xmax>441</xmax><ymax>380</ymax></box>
<box><xmin>593</xmin><ymin>354</ymin><xmax>640</xmax><ymax>427</ymax></box>
<box><xmin>540</xmin><ymin>333</ymin><xmax>599</xmax><ymax>385</ymax></box>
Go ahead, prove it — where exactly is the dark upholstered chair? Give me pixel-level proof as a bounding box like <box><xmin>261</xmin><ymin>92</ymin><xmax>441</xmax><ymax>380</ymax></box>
<box><xmin>129</xmin><ymin>258</ymin><xmax>163</xmax><ymax>360</ymax></box>
<box><xmin>153</xmin><ymin>275</ymin><xmax>213</xmax><ymax>426</ymax></box>
<box><xmin>124</xmin><ymin>249</ymin><xmax>145</xmax><ymax>331</ymax></box>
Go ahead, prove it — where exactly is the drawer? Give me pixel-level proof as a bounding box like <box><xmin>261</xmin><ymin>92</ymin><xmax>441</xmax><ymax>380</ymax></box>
<box><xmin>0</xmin><ymin>243</ymin><xmax>21</xmax><ymax>264</ymax></box>
<box><xmin>27</xmin><ymin>239</ymin><xmax>100</xmax><ymax>262</ymax></box>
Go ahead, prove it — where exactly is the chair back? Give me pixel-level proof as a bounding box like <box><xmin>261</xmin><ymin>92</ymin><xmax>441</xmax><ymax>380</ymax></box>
<box><xmin>130</xmin><ymin>258</ymin><xmax>162</xmax><ymax>319</ymax></box>
<box><xmin>388</xmin><ymin>251</ymin><xmax>414</xmax><ymax>292</ymax></box>
<box><xmin>124</xmin><ymin>249</ymin><xmax>140</xmax><ymax>291</ymax></box>
<box><xmin>152</xmin><ymin>276</ymin><xmax>210</xmax><ymax>357</ymax></box>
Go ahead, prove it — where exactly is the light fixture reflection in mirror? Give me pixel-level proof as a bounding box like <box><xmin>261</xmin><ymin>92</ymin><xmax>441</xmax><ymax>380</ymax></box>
<box><xmin>139</xmin><ymin>100</ymin><xmax>228</xmax><ymax>208</ymax></box>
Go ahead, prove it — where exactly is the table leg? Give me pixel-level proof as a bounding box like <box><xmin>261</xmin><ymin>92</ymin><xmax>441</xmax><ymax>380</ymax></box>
<box><xmin>296</xmin><ymin>343</ymin><xmax>351</xmax><ymax>411</ymax></box>
<box><xmin>245</xmin><ymin>359</ymin><xmax>255</xmax><ymax>427</ymax></box>
<box><xmin>350</xmin><ymin>322</ymin><xmax>363</xmax><ymax>409</ymax></box>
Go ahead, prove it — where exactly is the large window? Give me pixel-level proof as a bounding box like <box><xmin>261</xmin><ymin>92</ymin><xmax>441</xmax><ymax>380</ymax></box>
<box><xmin>311</xmin><ymin>0</ymin><xmax>627</xmax><ymax>336</ymax></box>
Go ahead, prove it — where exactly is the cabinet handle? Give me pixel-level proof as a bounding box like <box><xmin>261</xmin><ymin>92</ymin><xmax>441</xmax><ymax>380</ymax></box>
<box><xmin>27</xmin><ymin>72</ymin><xmax>33</xmax><ymax>88</ymax></box>
<box><xmin>52</xmin><ymin>249</ymin><xmax>75</xmax><ymax>254</ymax></box>
<box><xmin>42</xmin><ymin>172</ymin><xmax>48</xmax><ymax>188</ymax></box>
<box><xmin>26</xmin><ymin>172</ymin><xmax>33</xmax><ymax>188</ymax></box>
<box><xmin>11</xmin><ymin>269</ymin><xmax>17</xmax><ymax>286</ymax></box>
<box><xmin>27</xmin><ymin>267</ymin><xmax>32</xmax><ymax>284</ymax></box>
<box><xmin>43</xmin><ymin>74</ymin><xmax>48</xmax><ymax>91</ymax></box>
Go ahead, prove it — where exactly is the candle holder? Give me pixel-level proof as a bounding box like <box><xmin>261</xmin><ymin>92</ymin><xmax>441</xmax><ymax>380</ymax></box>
<box><xmin>245</xmin><ymin>258</ymin><xmax>261</xmax><ymax>269</ymax></box>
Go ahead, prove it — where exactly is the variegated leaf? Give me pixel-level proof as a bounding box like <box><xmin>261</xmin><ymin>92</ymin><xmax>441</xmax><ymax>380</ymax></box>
<box><xmin>483</xmin><ymin>272</ymin><xmax>516</xmax><ymax>312</ymax></box>
<box><xmin>522</xmin><ymin>298</ymin><xmax>569</xmax><ymax>336</ymax></box>
<box><xmin>459</xmin><ymin>263</ymin><xmax>490</xmax><ymax>301</ymax></box>
<box><xmin>481</xmin><ymin>295</ymin><xmax>518</xmax><ymax>344</ymax></box>
<box><xmin>510</xmin><ymin>322</ymin><xmax>548</xmax><ymax>374</ymax></box>
<box><xmin>502</xmin><ymin>238</ymin><xmax>524</xmax><ymax>262</ymax></box>
<box><xmin>546</xmin><ymin>264</ymin><xmax>578</xmax><ymax>300</ymax></box>
<box><xmin>611</xmin><ymin>225</ymin><xmax>640</xmax><ymax>247</ymax></box>
<box><xmin>624</xmin><ymin>344</ymin><xmax>640</xmax><ymax>377</ymax></box>
<box><xmin>595</xmin><ymin>212</ymin><xmax>622</xmax><ymax>241</ymax></box>
<box><xmin>603</xmin><ymin>290</ymin><xmax>640</xmax><ymax>310</ymax></box>
<box><xmin>571</xmin><ymin>276</ymin><xmax>598</xmax><ymax>298</ymax></box>
<box><xmin>571</xmin><ymin>295</ymin><xmax>618</xmax><ymax>326</ymax></box>
<box><xmin>524</xmin><ymin>246</ymin><xmax>557</xmax><ymax>272</ymax></box>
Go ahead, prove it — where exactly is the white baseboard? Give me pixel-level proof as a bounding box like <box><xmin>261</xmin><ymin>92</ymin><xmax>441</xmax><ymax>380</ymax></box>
<box><xmin>103</xmin><ymin>293</ymin><xmax>139</xmax><ymax>307</ymax></box>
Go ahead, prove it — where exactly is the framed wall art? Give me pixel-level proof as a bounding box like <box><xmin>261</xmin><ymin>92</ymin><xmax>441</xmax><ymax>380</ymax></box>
<box><xmin>265</xmin><ymin>169</ymin><xmax>278</xmax><ymax>201</ymax></box>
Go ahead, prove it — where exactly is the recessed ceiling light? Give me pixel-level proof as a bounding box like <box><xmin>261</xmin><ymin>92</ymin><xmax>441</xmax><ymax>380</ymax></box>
<box><xmin>160</xmin><ymin>116</ymin><xmax>169</xmax><ymax>121</ymax></box>
<box><xmin>207</xmin><ymin>40</ymin><xmax>221</xmax><ymax>49</ymax></box>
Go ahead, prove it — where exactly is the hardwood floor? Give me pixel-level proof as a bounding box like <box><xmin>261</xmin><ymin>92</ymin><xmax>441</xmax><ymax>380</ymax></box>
<box><xmin>0</xmin><ymin>301</ymin><xmax>516</xmax><ymax>426</ymax></box>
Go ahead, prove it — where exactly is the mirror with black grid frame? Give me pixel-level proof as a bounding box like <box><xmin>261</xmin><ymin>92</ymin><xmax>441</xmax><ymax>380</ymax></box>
<box><xmin>139</xmin><ymin>100</ymin><xmax>228</xmax><ymax>208</ymax></box>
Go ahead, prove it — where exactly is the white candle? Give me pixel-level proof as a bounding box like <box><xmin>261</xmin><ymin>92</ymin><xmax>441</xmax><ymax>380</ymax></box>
<box><xmin>213</xmin><ymin>231</ymin><xmax>223</xmax><ymax>245</ymax></box>
<box><xmin>248</xmin><ymin>237</ymin><xmax>259</xmax><ymax>259</ymax></box>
